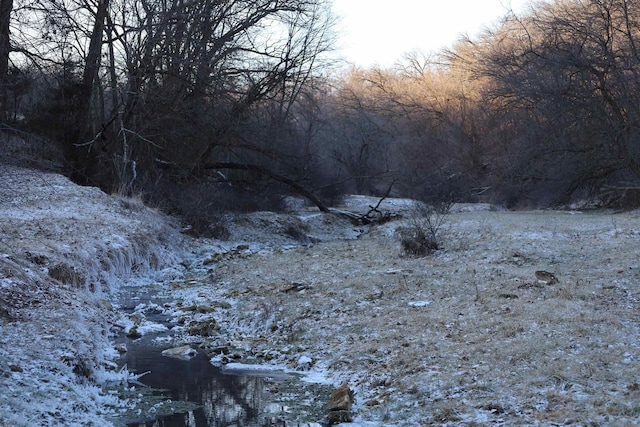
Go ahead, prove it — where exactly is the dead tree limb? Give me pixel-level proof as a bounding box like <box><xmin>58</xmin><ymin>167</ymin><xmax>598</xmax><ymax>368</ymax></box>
<box><xmin>204</xmin><ymin>162</ymin><xmax>330</xmax><ymax>212</ymax></box>
<box><xmin>364</xmin><ymin>180</ymin><xmax>395</xmax><ymax>218</ymax></box>
<box><xmin>203</xmin><ymin>163</ymin><xmax>403</xmax><ymax>225</ymax></box>
<box><xmin>327</xmin><ymin>181</ymin><xmax>400</xmax><ymax>225</ymax></box>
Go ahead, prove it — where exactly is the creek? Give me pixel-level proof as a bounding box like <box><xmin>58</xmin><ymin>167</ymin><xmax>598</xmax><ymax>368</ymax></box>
<box><xmin>120</xmin><ymin>338</ymin><xmax>280</xmax><ymax>426</ymax></box>
<box><xmin>112</xmin><ymin>282</ymin><xmax>327</xmax><ymax>426</ymax></box>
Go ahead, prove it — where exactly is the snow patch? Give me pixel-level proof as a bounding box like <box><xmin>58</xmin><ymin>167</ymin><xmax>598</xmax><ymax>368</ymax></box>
<box><xmin>407</xmin><ymin>300</ymin><xmax>432</xmax><ymax>307</ymax></box>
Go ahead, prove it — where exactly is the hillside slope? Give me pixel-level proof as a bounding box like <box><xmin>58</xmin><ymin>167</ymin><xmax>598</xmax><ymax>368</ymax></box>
<box><xmin>0</xmin><ymin>165</ymin><xmax>182</xmax><ymax>426</ymax></box>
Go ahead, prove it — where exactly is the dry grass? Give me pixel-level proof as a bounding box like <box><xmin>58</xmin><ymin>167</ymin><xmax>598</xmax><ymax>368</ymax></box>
<box><xmin>180</xmin><ymin>208</ymin><xmax>640</xmax><ymax>424</ymax></box>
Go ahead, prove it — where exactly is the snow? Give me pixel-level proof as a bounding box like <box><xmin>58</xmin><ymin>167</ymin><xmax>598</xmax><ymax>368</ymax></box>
<box><xmin>222</xmin><ymin>362</ymin><xmax>288</xmax><ymax>373</ymax></box>
<box><xmin>407</xmin><ymin>300</ymin><xmax>433</xmax><ymax>307</ymax></box>
<box><xmin>3</xmin><ymin>165</ymin><xmax>640</xmax><ymax>425</ymax></box>
<box><xmin>161</xmin><ymin>345</ymin><xmax>197</xmax><ymax>360</ymax></box>
<box><xmin>297</xmin><ymin>355</ymin><xmax>314</xmax><ymax>369</ymax></box>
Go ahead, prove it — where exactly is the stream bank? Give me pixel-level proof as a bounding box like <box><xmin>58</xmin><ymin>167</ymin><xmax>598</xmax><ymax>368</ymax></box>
<box><xmin>0</xmin><ymin>166</ymin><xmax>367</xmax><ymax>426</ymax></box>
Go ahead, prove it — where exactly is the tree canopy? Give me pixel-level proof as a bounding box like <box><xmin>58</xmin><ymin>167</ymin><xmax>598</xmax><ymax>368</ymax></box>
<box><xmin>2</xmin><ymin>0</ymin><xmax>639</xmax><ymax>224</ymax></box>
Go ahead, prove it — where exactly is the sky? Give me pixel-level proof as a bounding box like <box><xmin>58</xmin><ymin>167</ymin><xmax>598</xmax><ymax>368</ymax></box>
<box><xmin>331</xmin><ymin>0</ymin><xmax>531</xmax><ymax>68</ymax></box>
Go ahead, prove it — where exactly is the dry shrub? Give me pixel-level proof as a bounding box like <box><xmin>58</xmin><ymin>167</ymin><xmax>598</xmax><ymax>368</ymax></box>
<box><xmin>399</xmin><ymin>226</ymin><xmax>439</xmax><ymax>256</ymax></box>
<box><xmin>432</xmin><ymin>400</ymin><xmax>461</xmax><ymax>422</ymax></box>
<box><xmin>398</xmin><ymin>200</ymin><xmax>452</xmax><ymax>256</ymax></box>
<box><xmin>283</xmin><ymin>221</ymin><xmax>311</xmax><ymax>243</ymax></box>
<box><xmin>48</xmin><ymin>263</ymin><xmax>85</xmax><ymax>288</ymax></box>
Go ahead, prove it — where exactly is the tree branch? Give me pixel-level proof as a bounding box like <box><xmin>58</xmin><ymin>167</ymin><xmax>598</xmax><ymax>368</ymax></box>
<box><xmin>204</xmin><ymin>162</ymin><xmax>329</xmax><ymax>212</ymax></box>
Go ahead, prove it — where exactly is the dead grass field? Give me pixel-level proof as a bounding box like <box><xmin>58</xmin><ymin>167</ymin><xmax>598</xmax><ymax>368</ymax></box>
<box><xmin>3</xmin><ymin>163</ymin><xmax>638</xmax><ymax>425</ymax></box>
<box><xmin>176</xmin><ymin>206</ymin><xmax>640</xmax><ymax>425</ymax></box>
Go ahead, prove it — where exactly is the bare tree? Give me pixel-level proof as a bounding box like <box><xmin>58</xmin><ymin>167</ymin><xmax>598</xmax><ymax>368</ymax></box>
<box><xmin>103</xmin><ymin>0</ymin><xmax>335</xmax><ymax>188</ymax></box>
<box><xmin>7</xmin><ymin>0</ymin><xmax>335</xmax><ymax>205</ymax></box>
<box><xmin>467</xmin><ymin>0</ymin><xmax>640</xmax><ymax>205</ymax></box>
<box><xmin>0</xmin><ymin>0</ymin><xmax>11</xmax><ymax>119</ymax></box>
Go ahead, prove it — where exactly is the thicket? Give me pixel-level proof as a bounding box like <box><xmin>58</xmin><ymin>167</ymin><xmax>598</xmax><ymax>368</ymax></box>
<box><xmin>1</xmin><ymin>0</ymin><xmax>639</xmax><ymax>229</ymax></box>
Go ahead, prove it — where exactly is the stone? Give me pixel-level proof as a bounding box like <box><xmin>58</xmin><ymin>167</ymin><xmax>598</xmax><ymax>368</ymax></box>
<box><xmin>329</xmin><ymin>383</ymin><xmax>354</xmax><ymax>411</ymax></box>
<box><xmin>327</xmin><ymin>410</ymin><xmax>352</xmax><ymax>424</ymax></box>
<box><xmin>326</xmin><ymin>385</ymin><xmax>355</xmax><ymax>426</ymax></box>
<box><xmin>535</xmin><ymin>270</ymin><xmax>558</xmax><ymax>284</ymax></box>
<box><xmin>161</xmin><ymin>345</ymin><xmax>198</xmax><ymax>360</ymax></box>
<box><xmin>186</xmin><ymin>318</ymin><xmax>219</xmax><ymax>336</ymax></box>
<box><xmin>126</xmin><ymin>326</ymin><xmax>141</xmax><ymax>339</ymax></box>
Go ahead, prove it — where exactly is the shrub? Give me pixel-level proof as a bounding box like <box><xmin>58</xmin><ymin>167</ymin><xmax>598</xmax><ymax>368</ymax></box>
<box><xmin>399</xmin><ymin>200</ymin><xmax>452</xmax><ymax>257</ymax></box>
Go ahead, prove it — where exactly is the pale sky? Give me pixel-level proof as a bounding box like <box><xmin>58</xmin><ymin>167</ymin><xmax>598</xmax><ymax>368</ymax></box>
<box><xmin>331</xmin><ymin>0</ymin><xmax>531</xmax><ymax>67</ymax></box>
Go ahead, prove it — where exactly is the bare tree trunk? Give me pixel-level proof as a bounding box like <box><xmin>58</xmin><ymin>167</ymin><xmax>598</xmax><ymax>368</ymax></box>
<box><xmin>0</xmin><ymin>0</ymin><xmax>12</xmax><ymax>120</ymax></box>
<box><xmin>67</xmin><ymin>0</ymin><xmax>109</xmax><ymax>184</ymax></box>
<box><xmin>78</xmin><ymin>0</ymin><xmax>109</xmax><ymax>140</ymax></box>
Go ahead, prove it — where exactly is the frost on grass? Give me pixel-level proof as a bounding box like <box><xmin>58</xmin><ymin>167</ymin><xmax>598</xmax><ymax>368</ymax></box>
<box><xmin>164</xmin><ymin>202</ymin><xmax>640</xmax><ymax>425</ymax></box>
<box><xmin>0</xmin><ymin>166</ymin><xmax>183</xmax><ymax>426</ymax></box>
<box><xmin>4</xmin><ymin>164</ymin><xmax>640</xmax><ymax>426</ymax></box>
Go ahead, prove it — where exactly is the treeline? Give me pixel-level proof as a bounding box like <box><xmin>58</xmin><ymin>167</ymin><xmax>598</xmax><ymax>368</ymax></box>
<box><xmin>324</xmin><ymin>0</ymin><xmax>640</xmax><ymax>208</ymax></box>
<box><xmin>1</xmin><ymin>0</ymin><xmax>640</xmax><ymax>228</ymax></box>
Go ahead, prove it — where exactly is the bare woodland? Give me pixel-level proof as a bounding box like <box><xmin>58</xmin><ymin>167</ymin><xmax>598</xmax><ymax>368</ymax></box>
<box><xmin>2</xmin><ymin>0</ymin><xmax>640</xmax><ymax>222</ymax></box>
<box><xmin>3</xmin><ymin>2</ymin><xmax>640</xmax><ymax>424</ymax></box>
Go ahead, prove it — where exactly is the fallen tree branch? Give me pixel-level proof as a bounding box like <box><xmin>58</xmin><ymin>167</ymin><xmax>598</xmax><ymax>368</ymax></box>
<box><xmin>204</xmin><ymin>162</ymin><xmax>330</xmax><ymax>212</ymax></box>
<box><xmin>203</xmin><ymin>163</ymin><xmax>403</xmax><ymax>225</ymax></box>
<box><xmin>327</xmin><ymin>182</ymin><xmax>400</xmax><ymax>226</ymax></box>
<box><xmin>364</xmin><ymin>180</ymin><xmax>395</xmax><ymax>217</ymax></box>
<box><xmin>602</xmin><ymin>183</ymin><xmax>640</xmax><ymax>191</ymax></box>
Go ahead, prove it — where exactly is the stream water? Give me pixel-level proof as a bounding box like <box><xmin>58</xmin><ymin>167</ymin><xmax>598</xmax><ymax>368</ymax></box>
<box><xmin>120</xmin><ymin>339</ymin><xmax>278</xmax><ymax>426</ymax></box>
<box><xmin>113</xmin><ymin>284</ymin><xmax>325</xmax><ymax>427</ymax></box>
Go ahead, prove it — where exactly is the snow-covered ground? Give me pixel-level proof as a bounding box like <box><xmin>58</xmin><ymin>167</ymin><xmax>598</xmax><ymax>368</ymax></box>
<box><xmin>2</xmin><ymin>165</ymin><xmax>640</xmax><ymax>425</ymax></box>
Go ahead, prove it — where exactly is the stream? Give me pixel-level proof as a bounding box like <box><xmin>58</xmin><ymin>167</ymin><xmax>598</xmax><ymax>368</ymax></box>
<box><xmin>120</xmin><ymin>338</ymin><xmax>279</xmax><ymax>426</ymax></box>
<box><xmin>112</xmin><ymin>283</ymin><xmax>329</xmax><ymax>426</ymax></box>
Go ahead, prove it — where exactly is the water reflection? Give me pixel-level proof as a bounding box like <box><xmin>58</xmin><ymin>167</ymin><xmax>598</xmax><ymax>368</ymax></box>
<box><xmin>123</xmin><ymin>343</ymin><xmax>272</xmax><ymax>427</ymax></box>
<box><xmin>116</xmin><ymin>285</ymin><xmax>291</xmax><ymax>427</ymax></box>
